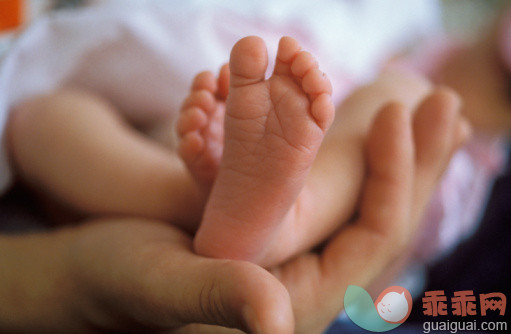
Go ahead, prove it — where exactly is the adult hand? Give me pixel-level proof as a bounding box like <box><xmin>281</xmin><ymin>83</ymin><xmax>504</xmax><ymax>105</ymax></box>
<box><xmin>0</xmin><ymin>90</ymin><xmax>468</xmax><ymax>334</ymax></box>
<box><xmin>272</xmin><ymin>88</ymin><xmax>469</xmax><ymax>333</ymax></box>
<box><xmin>0</xmin><ymin>216</ymin><xmax>294</xmax><ymax>333</ymax></box>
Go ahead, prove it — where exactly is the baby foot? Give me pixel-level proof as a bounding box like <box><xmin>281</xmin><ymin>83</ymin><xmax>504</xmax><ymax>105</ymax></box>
<box><xmin>194</xmin><ymin>36</ymin><xmax>335</xmax><ymax>263</ymax></box>
<box><xmin>177</xmin><ymin>64</ymin><xmax>229</xmax><ymax>191</ymax></box>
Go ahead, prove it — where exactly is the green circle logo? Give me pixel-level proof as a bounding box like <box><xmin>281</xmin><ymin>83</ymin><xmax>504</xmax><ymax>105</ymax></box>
<box><xmin>344</xmin><ymin>285</ymin><xmax>413</xmax><ymax>332</ymax></box>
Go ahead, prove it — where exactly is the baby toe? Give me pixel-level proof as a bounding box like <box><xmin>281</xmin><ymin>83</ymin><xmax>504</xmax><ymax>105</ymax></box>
<box><xmin>302</xmin><ymin>68</ymin><xmax>332</xmax><ymax>97</ymax></box>
<box><xmin>290</xmin><ymin>51</ymin><xmax>318</xmax><ymax>78</ymax></box>
<box><xmin>179</xmin><ymin>131</ymin><xmax>204</xmax><ymax>163</ymax></box>
<box><xmin>217</xmin><ymin>64</ymin><xmax>230</xmax><ymax>100</ymax></box>
<box><xmin>229</xmin><ymin>36</ymin><xmax>268</xmax><ymax>87</ymax></box>
<box><xmin>192</xmin><ymin>71</ymin><xmax>217</xmax><ymax>92</ymax></box>
<box><xmin>273</xmin><ymin>36</ymin><xmax>301</xmax><ymax>76</ymax></box>
<box><xmin>177</xmin><ymin>107</ymin><xmax>208</xmax><ymax>137</ymax></box>
<box><xmin>311</xmin><ymin>93</ymin><xmax>335</xmax><ymax>131</ymax></box>
<box><xmin>181</xmin><ymin>90</ymin><xmax>217</xmax><ymax>116</ymax></box>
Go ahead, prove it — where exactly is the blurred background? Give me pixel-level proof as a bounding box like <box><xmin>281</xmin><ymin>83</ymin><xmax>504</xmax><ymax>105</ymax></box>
<box><xmin>1</xmin><ymin>0</ymin><xmax>510</xmax><ymax>57</ymax></box>
<box><xmin>0</xmin><ymin>0</ymin><xmax>508</xmax><ymax>57</ymax></box>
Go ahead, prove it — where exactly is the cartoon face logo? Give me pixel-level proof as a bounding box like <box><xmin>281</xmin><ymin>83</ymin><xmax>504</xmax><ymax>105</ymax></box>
<box><xmin>344</xmin><ymin>285</ymin><xmax>413</xmax><ymax>332</ymax></box>
<box><xmin>375</xmin><ymin>286</ymin><xmax>413</xmax><ymax>324</ymax></box>
<box><xmin>376</xmin><ymin>291</ymin><xmax>408</xmax><ymax>323</ymax></box>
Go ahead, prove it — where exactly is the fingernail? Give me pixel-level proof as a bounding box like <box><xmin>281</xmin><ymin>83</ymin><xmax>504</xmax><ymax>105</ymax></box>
<box><xmin>242</xmin><ymin>305</ymin><xmax>263</xmax><ymax>334</ymax></box>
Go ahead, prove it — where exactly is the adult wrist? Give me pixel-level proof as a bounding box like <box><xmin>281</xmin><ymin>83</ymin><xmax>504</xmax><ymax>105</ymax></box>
<box><xmin>0</xmin><ymin>228</ymin><xmax>79</xmax><ymax>332</ymax></box>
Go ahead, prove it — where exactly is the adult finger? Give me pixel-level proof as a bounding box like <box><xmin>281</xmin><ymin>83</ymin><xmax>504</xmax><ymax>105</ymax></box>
<box><xmin>411</xmin><ymin>87</ymin><xmax>468</xmax><ymax>226</ymax></box>
<box><xmin>320</xmin><ymin>102</ymin><xmax>414</xmax><ymax>289</ymax></box>
<box><xmin>276</xmin><ymin>103</ymin><xmax>415</xmax><ymax>333</ymax></box>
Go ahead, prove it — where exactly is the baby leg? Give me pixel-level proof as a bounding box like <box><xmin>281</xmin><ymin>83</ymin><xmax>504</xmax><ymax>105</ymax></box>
<box><xmin>7</xmin><ymin>90</ymin><xmax>203</xmax><ymax>230</ymax></box>
<box><xmin>194</xmin><ymin>36</ymin><xmax>335</xmax><ymax>263</ymax></box>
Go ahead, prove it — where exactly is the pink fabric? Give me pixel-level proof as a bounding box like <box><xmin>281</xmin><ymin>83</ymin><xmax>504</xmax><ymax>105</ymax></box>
<box><xmin>415</xmin><ymin>136</ymin><xmax>507</xmax><ymax>262</ymax></box>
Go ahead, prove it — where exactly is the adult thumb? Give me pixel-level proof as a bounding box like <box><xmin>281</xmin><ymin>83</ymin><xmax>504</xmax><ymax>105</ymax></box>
<box><xmin>155</xmin><ymin>256</ymin><xmax>294</xmax><ymax>333</ymax></box>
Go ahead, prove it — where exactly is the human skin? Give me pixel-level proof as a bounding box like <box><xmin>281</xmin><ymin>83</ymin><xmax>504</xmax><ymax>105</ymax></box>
<box><xmin>0</xmin><ymin>91</ymin><xmax>468</xmax><ymax>333</ymax></box>
<box><xmin>7</xmin><ymin>90</ymin><xmax>204</xmax><ymax>231</ymax></box>
<box><xmin>7</xmin><ymin>36</ymin><xmax>460</xmax><ymax>270</ymax></box>
<box><xmin>183</xmin><ymin>53</ymin><xmax>462</xmax><ymax>267</ymax></box>
<box><xmin>192</xmin><ymin>36</ymin><xmax>335</xmax><ymax>264</ymax></box>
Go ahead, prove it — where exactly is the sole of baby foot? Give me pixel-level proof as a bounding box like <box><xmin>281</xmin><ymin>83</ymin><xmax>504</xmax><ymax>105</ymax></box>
<box><xmin>194</xmin><ymin>36</ymin><xmax>335</xmax><ymax>264</ymax></box>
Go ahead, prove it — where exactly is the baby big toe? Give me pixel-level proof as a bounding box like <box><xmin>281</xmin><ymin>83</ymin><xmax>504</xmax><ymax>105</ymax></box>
<box><xmin>229</xmin><ymin>36</ymin><xmax>268</xmax><ymax>87</ymax></box>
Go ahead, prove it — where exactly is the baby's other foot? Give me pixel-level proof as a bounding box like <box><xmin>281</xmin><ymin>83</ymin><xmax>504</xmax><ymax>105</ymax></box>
<box><xmin>194</xmin><ymin>36</ymin><xmax>335</xmax><ymax>264</ymax></box>
<box><xmin>177</xmin><ymin>65</ymin><xmax>229</xmax><ymax>191</ymax></box>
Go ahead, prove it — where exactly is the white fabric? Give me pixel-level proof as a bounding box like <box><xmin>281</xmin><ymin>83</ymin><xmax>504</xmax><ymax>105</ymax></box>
<box><xmin>0</xmin><ymin>0</ymin><xmax>441</xmax><ymax>194</ymax></box>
